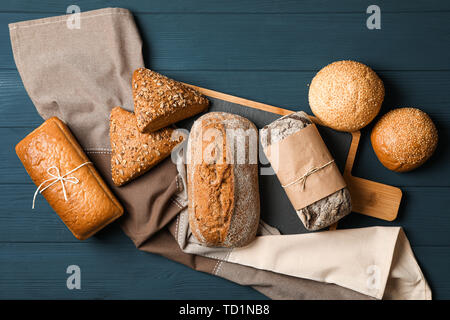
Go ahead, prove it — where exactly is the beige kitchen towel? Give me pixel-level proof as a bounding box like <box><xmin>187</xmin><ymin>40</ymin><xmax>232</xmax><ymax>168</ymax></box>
<box><xmin>173</xmin><ymin>148</ymin><xmax>431</xmax><ymax>300</ymax></box>
<box><xmin>176</xmin><ymin>208</ymin><xmax>431</xmax><ymax>300</ymax></box>
<box><xmin>10</xmin><ymin>8</ymin><xmax>376</xmax><ymax>300</ymax></box>
<box><xmin>176</xmin><ymin>207</ymin><xmax>430</xmax><ymax>299</ymax></box>
<box><xmin>227</xmin><ymin>227</ymin><xmax>431</xmax><ymax>300</ymax></box>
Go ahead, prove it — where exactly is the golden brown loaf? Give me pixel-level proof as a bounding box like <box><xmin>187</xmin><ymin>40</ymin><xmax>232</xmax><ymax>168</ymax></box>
<box><xmin>371</xmin><ymin>108</ymin><xmax>438</xmax><ymax>172</ymax></box>
<box><xmin>15</xmin><ymin>117</ymin><xmax>123</xmax><ymax>240</ymax></box>
<box><xmin>110</xmin><ymin>107</ymin><xmax>183</xmax><ymax>186</ymax></box>
<box><xmin>187</xmin><ymin>112</ymin><xmax>260</xmax><ymax>248</ymax></box>
<box><xmin>133</xmin><ymin>68</ymin><xmax>209</xmax><ymax>133</ymax></box>
<box><xmin>308</xmin><ymin>60</ymin><xmax>385</xmax><ymax>132</ymax></box>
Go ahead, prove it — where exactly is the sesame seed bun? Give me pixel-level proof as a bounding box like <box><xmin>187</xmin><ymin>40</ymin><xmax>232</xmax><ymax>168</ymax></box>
<box><xmin>308</xmin><ymin>60</ymin><xmax>385</xmax><ymax>132</ymax></box>
<box><xmin>371</xmin><ymin>108</ymin><xmax>438</xmax><ymax>172</ymax></box>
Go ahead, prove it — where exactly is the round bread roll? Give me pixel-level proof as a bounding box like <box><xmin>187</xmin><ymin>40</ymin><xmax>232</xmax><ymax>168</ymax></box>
<box><xmin>308</xmin><ymin>60</ymin><xmax>385</xmax><ymax>132</ymax></box>
<box><xmin>371</xmin><ymin>108</ymin><xmax>438</xmax><ymax>172</ymax></box>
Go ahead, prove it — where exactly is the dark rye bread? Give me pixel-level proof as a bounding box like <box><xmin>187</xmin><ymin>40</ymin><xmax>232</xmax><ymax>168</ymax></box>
<box><xmin>187</xmin><ymin>112</ymin><xmax>260</xmax><ymax>247</ymax></box>
<box><xmin>260</xmin><ymin>111</ymin><xmax>351</xmax><ymax>230</ymax></box>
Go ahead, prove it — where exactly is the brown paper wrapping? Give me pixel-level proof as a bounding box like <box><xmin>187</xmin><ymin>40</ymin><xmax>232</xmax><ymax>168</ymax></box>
<box><xmin>266</xmin><ymin>124</ymin><xmax>346</xmax><ymax>210</ymax></box>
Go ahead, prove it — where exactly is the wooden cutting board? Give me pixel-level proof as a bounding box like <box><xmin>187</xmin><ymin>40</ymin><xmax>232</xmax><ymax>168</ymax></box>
<box><xmin>183</xmin><ymin>84</ymin><xmax>403</xmax><ymax>226</ymax></box>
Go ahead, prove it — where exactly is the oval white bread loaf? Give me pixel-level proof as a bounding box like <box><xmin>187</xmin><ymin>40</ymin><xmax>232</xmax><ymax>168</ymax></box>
<box><xmin>187</xmin><ymin>112</ymin><xmax>260</xmax><ymax>247</ymax></box>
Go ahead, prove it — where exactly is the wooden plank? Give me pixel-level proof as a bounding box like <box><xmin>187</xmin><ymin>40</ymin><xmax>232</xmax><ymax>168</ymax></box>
<box><xmin>0</xmin><ymin>127</ymin><xmax>33</xmax><ymax>184</ymax></box>
<box><xmin>0</xmin><ymin>0</ymin><xmax>449</xmax><ymax>13</ymax></box>
<box><xmin>1</xmin><ymin>69</ymin><xmax>450</xmax><ymax>125</ymax></box>
<box><xmin>412</xmin><ymin>246</ymin><xmax>450</xmax><ymax>300</ymax></box>
<box><xmin>338</xmin><ymin>187</ymin><xmax>450</xmax><ymax>247</ymax></box>
<box><xmin>0</xmin><ymin>242</ymin><xmax>266</xmax><ymax>299</ymax></box>
<box><xmin>0</xmin><ymin>182</ymin><xmax>127</xmax><ymax>243</ymax></box>
<box><xmin>1</xmin><ymin>184</ymin><xmax>449</xmax><ymax>246</ymax></box>
<box><xmin>0</xmin><ymin>69</ymin><xmax>39</xmax><ymax>127</ymax></box>
<box><xmin>344</xmin><ymin>175</ymin><xmax>402</xmax><ymax>221</ymax></box>
<box><xmin>1</xmin><ymin>12</ymin><xmax>450</xmax><ymax>70</ymax></box>
<box><xmin>0</xmin><ymin>242</ymin><xmax>448</xmax><ymax>299</ymax></box>
<box><xmin>1</xmin><ymin>3</ymin><xmax>449</xmax><ymax>300</ymax></box>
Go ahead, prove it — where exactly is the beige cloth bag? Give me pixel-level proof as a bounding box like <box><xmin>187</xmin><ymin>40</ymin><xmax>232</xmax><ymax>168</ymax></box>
<box><xmin>9</xmin><ymin>7</ymin><xmax>431</xmax><ymax>300</ymax></box>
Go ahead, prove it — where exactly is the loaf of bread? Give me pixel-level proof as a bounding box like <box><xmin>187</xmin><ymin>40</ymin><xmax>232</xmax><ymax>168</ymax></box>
<box><xmin>15</xmin><ymin>117</ymin><xmax>124</xmax><ymax>240</ymax></box>
<box><xmin>110</xmin><ymin>107</ymin><xmax>184</xmax><ymax>186</ymax></box>
<box><xmin>187</xmin><ymin>112</ymin><xmax>260</xmax><ymax>247</ymax></box>
<box><xmin>133</xmin><ymin>68</ymin><xmax>210</xmax><ymax>133</ymax></box>
<box><xmin>260</xmin><ymin>112</ymin><xmax>351</xmax><ymax>230</ymax></box>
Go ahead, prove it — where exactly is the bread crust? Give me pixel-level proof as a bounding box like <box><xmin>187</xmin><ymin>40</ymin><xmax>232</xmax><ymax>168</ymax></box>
<box><xmin>133</xmin><ymin>68</ymin><xmax>209</xmax><ymax>133</ymax></box>
<box><xmin>308</xmin><ymin>60</ymin><xmax>384</xmax><ymax>132</ymax></box>
<box><xmin>110</xmin><ymin>107</ymin><xmax>183</xmax><ymax>186</ymax></box>
<box><xmin>15</xmin><ymin>117</ymin><xmax>123</xmax><ymax>240</ymax></box>
<box><xmin>187</xmin><ymin>112</ymin><xmax>260</xmax><ymax>247</ymax></box>
<box><xmin>371</xmin><ymin>108</ymin><xmax>438</xmax><ymax>172</ymax></box>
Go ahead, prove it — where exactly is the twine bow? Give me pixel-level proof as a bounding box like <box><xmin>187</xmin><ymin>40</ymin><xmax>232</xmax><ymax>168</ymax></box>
<box><xmin>32</xmin><ymin>162</ymin><xmax>92</xmax><ymax>209</ymax></box>
<box><xmin>281</xmin><ymin>160</ymin><xmax>335</xmax><ymax>191</ymax></box>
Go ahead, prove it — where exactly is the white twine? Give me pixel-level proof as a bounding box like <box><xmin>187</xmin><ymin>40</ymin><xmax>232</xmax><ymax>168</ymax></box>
<box><xmin>281</xmin><ymin>160</ymin><xmax>335</xmax><ymax>191</ymax></box>
<box><xmin>32</xmin><ymin>162</ymin><xmax>92</xmax><ymax>209</ymax></box>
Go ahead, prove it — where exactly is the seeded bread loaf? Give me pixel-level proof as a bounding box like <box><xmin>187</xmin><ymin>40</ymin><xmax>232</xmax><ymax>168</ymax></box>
<box><xmin>110</xmin><ymin>107</ymin><xmax>183</xmax><ymax>186</ymax></box>
<box><xmin>133</xmin><ymin>68</ymin><xmax>210</xmax><ymax>133</ymax></box>
<box><xmin>260</xmin><ymin>111</ymin><xmax>351</xmax><ymax>230</ymax></box>
<box><xmin>187</xmin><ymin>112</ymin><xmax>260</xmax><ymax>247</ymax></box>
<box><xmin>16</xmin><ymin>117</ymin><xmax>123</xmax><ymax>240</ymax></box>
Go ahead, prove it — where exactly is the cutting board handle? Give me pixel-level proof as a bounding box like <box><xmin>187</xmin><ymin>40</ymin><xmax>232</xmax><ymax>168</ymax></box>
<box><xmin>343</xmin><ymin>131</ymin><xmax>402</xmax><ymax>221</ymax></box>
<box><xmin>344</xmin><ymin>174</ymin><xmax>402</xmax><ymax>221</ymax></box>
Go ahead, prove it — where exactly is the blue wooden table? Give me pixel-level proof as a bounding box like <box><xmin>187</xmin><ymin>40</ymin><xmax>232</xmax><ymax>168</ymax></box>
<box><xmin>0</xmin><ymin>0</ymin><xmax>449</xmax><ymax>299</ymax></box>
